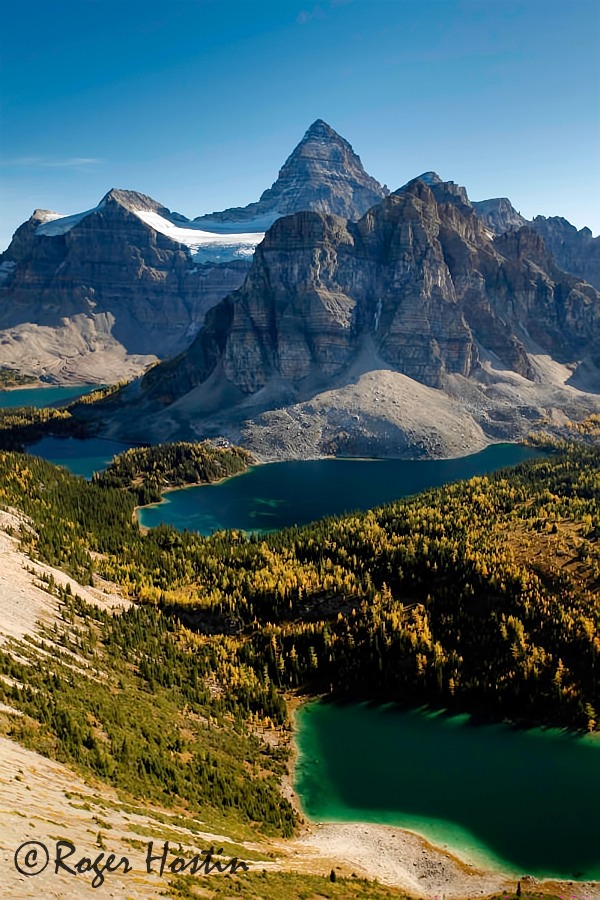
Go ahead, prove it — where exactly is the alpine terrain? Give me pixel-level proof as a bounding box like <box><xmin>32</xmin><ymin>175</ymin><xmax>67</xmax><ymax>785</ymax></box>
<box><xmin>91</xmin><ymin>174</ymin><xmax>600</xmax><ymax>459</ymax></box>
<box><xmin>0</xmin><ymin>121</ymin><xmax>386</xmax><ymax>382</ymax></box>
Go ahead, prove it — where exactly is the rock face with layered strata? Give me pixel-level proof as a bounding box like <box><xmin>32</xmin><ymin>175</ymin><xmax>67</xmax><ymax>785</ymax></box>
<box><xmin>472</xmin><ymin>198</ymin><xmax>527</xmax><ymax>234</ymax></box>
<box><xmin>528</xmin><ymin>216</ymin><xmax>600</xmax><ymax>290</ymax></box>
<box><xmin>101</xmin><ymin>175</ymin><xmax>600</xmax><ymax>457</ymax></box>
<box><xmin>194</xmin><ymin>119</ymin><xmax>388</xmax><ymax>231</ymax></box>
<box><xmin>0</xmin><ymin>189</ymin><xmax>253</xmax><ymax>381</ymax></box>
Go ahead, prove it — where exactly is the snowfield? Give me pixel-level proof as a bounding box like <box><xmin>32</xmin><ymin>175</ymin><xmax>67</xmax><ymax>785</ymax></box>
<box><xmin>35</xmin><ymin>206</ymin><xmax>102</xmax><ymax>235</ymax></box>
<box><xmin>34</xmin><ymin>205</ymin><xmax>265</xmax><ymax>263</ymax></box>
<box><xmin>134</xmin><ymin>210</ymin><xmax>265</xmax><ymax>262</ymax></box>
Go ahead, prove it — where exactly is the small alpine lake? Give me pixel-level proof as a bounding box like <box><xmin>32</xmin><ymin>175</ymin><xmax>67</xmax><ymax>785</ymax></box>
<box><xmin>29</xmin><ymin>436</ymin><xmax>135</xmax><ymax>479</ymax></box>
<box><xmin>137</xmin><ymin>443</ymin><xmax>542</xmax><ymax>534</ymax></box>
<box><xmin>0</xmin><ymin>384</ymin><xmax>99</xmax><ymax>408</ymax></box>
<box><xmin>294</xmin><ymin>700</ymin><xmax>600</xmax><ymax>880</ymax></box>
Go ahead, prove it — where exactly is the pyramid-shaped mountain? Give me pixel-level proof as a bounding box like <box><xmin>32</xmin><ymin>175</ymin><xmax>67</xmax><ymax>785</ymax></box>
<box><xmin>193</xmin><ymin>119</ymin><xmax>388</xmax><ymax>231</ymax></box>
<box><xmin>0</xmin><ymin>122</ymin><xmax>386</xmax><ymax>382</ymax></box>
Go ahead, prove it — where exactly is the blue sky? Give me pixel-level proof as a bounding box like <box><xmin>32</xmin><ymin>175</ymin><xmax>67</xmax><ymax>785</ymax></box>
<box><xmin>1</xmin><ymin>0</ymin><xmax>599</xmax><ymax>250</ymax></box>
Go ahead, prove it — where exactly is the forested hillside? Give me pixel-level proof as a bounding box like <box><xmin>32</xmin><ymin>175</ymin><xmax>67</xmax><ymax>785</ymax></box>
<box><xmin>0</xmin><ymin>383</ymin><xmax>124</xmax><ymax>450</ymax></box>
<box><xmin>94</xmin><ymin>440</ymin><xmax>254</xmax><ymax>503</ymax></box>
<box><xmin>0</xmin><ymin>441</ymin><xmax>598</xmax><ymax>735</ymax></box>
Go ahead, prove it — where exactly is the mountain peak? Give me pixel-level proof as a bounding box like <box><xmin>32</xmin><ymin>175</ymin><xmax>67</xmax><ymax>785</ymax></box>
<box><xmin>193</xmin><ymin>120</ymin><xmax>387</xmax><ymax>229</ymax></box>
<box><xmin>100</xmin><ymin>188</ymin><xmax>168</xmax><ymax>214</ymax></box>
<box><xmin>302</xmin><ymin>119</ymin><xmax>342</xmax><ymax>141</ymax></box>
<box><xmin>416</xmin><ymin>171</ymin><xmax>444</xmax><ymax>186</ymax></box>
<box><xmin>398</xmin><ymin>174</ymin><xmax>472</xmax><ymax>211</ymax></box>
<box><xmin>473</xmin><ymin>197</ymin><xmax>526</xmax><ymax>234</ymax></box>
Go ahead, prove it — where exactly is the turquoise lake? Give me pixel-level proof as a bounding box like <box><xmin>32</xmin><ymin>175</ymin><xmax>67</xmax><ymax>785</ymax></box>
<box><xmin>295</xmin><ymin>701</ymin><xmax>600</xmax><ymax>879</ymax></box>
<box><xmin>0</xmin><ymin>384</ymin><xmax>99</xmax><ymax>408</ymax></box>
<box><xmin>138</xmin><ymin>443</ymin><xmax>541</xmax><ymax>534</ymax></box>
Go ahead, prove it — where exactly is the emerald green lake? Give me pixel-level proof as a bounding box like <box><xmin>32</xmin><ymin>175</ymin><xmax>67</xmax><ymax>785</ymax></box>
<box><xmin>0</xmin><ymin>384</ymin><xmax>99</xmax><ymax>408</ymax></box>
<box><xmin>138</xmin><ymin>443</ymin><xmax>541</xmax><ymax>534</ymax></box>
<box><xmin>295</xmin><ymin>701</ymin><xmax>600</xmax><ymax>879</ymax></box>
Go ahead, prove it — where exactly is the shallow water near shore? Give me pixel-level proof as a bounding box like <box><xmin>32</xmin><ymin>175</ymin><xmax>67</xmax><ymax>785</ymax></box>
<box><xmin>294</xmin><ymin>701</ymin><xmax>600</xmax><ymax>880</ymax></box>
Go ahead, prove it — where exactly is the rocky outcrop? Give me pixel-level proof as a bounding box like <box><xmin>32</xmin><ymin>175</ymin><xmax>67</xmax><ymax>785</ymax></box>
<box><xmin>193</xmin><ymin>119</ymin><xmax>388</xmax><ymax>230</ymax></box>
<box><xmin>0</xmin><ymin>189</ymin><xmax>255</xmax><ymax>381</ymax></box>
<box><xmin>528</xmin><ymin>216</ymin><xmax>600</xmax><ymax>290</ymax></box>
<box><xmin>473</xmin><ymin>198</ymin><xmax>527</xmax><ymax>234</ymax></box>
<box><xmin>98</xmin><ymin>175</ymin><xmax>600</xmax><ymax>456</ymax></box>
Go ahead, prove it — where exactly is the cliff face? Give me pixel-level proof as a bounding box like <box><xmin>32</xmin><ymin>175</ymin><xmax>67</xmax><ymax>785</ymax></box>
<box><xmin>127</xmin><ymin>176</ymin><xmax>600</xmax><ymax>457</ymax></box>
<box><xmin>528</xmin><ymin>216</ymin><xmax>600</xmax><ymax>290</ymax></box>
<box><xmin>193</xmin><ymin>119</ymin><xmax>387</xmax><ymax>230</ymax></box>
<box><xmin>145</xmin><ymin>177</ymin><xmax>600</xmax><ymax>400</ymax></box>
<box><xmin>0</xmin><ymin>189</ymin><xmax>254</xmax><ymax>381</ymax></box>
<box><xmin>472</xmin><ymin>198</ymin><xmax>527</xmax><ymax>234</ymax></box>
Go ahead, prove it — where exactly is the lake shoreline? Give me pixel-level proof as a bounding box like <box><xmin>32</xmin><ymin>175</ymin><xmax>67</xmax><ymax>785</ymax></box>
<box><xmin>287</xmin><ymin>695</ymin><xmax>600</xmax><ymax>896</ymax></box>
<box><xmin>133</xmin><ymin>463</ymin><xmax>256</xmax><ymax>529</ymax></box>
<box><xmin>135</xmin><ymin>441</ymin><xmax>544</xmax><ymax>535</ymax></box>
<box><xmin>0</xmin><ymin>380</ymin><xmax>98</xmax><ymax>392</ymax></box>
<box><xmin>237</xmin><ymin>435</ymin><xmax>533</xmax><ymax>465</ymax></box>
<box><xmin>288</xmin><ymin>820</ymin><xmax>600</xmax><ymax>899</ymax></box>
<box><xmin>0</xmin><ymin>381</ymin><xmax>45</xmax><ymax>392</ymax></box>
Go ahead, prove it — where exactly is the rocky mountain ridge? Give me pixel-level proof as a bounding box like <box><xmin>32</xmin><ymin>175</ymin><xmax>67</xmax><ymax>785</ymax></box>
<box><xmin>94</xmin><ymin>175</ymin><xmax>600</xmax><ymax>459</ymax></box>
<box><xmin>528</xmin><ymin>215</ymin><xmax>600</xmax><ymax>290</ymax></box>
<box><xmin>472</xmin><ymin>197</ymin><xmax>527</xmax><ymax>234</ymax></box>
<box><xmin>0</xmin><ymin>121</ymin><xmax>388</xmax><ymax>382</ymax></box>
<box><xmin>1</xmin><ymin>120</ymin><xmax>598</xmax><ymax>390</ymax></box>
<box><xmin>0</xmin><ymin>188</ymin><xmax>255</xmax><ymax>382</ymax></box>
<box><xmin>193</xmin><ymin>119</ymin><xmax>388</xmax><ymax>231</ymax></box>
<box><xmin>471</xmin><ymin>199</ymin><xmax>600</xmax><ymax>290</ymax></box>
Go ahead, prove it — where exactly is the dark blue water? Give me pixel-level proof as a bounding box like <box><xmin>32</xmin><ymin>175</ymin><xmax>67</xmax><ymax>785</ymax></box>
<box><xmin>29</xmin><ymin>436</ymin><xmax>134</xmax><ymax>479</ymax></box>
<box><xmin>138</xmin><ymin>444</ymin><xmax>541</xmax><ymax>534</ymax></box>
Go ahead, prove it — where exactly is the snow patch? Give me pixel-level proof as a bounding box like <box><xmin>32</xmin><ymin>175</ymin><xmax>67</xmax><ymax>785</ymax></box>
<box><xmin>192</xmin><ymin>211</ymin><xmax>282</xmax><ymax>233</ymax></box>
<box><xmin>31</xmin><ymin>202</ymin><xmax>265</xmax><ymax>262</ymax></box>
<box><xmin>374</xmin><ymin>297</ymin><xmax>383</xmax><ymax>332</ymax></box>
<box><xmin>133</xmin><ymin>210</ymin><xmax>265</xmax><ymax>263</ymax></box>
<box><xmin>36</xmin><ymin>207</ymin><xmax>100</xmax><ymax>236</ymax></box>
